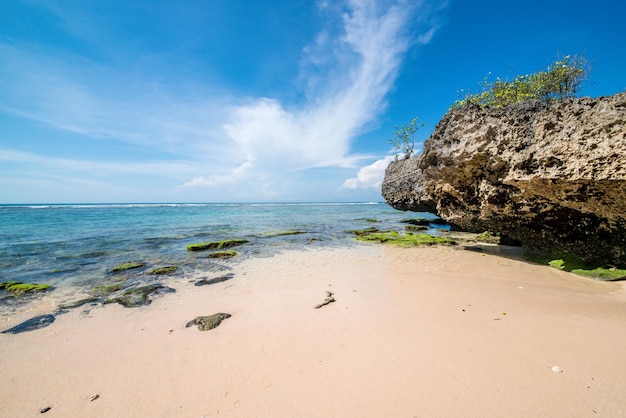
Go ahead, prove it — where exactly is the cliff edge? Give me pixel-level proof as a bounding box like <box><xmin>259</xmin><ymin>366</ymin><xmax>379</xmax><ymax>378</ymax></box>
<box><xmin>382</xmin><ymin>92</ymin><xmax>626</xmax><ymax>266</ymax></box>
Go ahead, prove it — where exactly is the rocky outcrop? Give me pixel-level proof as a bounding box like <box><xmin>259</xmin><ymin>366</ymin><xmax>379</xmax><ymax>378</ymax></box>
<box><xmin>382</xmin><ymin>93</ymin><xmax>626</xmax><ymax>267</ymax></box>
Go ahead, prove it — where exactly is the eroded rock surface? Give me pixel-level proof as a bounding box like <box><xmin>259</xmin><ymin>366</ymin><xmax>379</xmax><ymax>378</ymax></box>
<box><xmin>382</xmin><ymin>93</ymin><xmax>626</xmax><ymax>266</ymax></box>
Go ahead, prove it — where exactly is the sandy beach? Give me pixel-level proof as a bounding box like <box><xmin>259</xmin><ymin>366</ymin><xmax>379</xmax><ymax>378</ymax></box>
<box><xmin>1</xmin><ymin>244</ymin><xmax>625</xmax><ymax>417</ymax></box>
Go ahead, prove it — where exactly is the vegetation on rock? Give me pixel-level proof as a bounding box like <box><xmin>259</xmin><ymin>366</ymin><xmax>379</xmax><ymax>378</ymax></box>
<box><xmin>2</xmin><ymin>282</ymin><xmax>51</xmax><ymax>295</ymax></box>
<box><xmin>355</xmin><ymin>230</ymin><xmax>455</xmax><ymax>247</ymax></box>
<box><xmin>474</xmin><ymin>231</ymin><xmax>501</xmax><ymax>244</ymax></box>
<box><xmin>388</xmin><ymin>116</ymin><xmax>424</xmax><ymax>159</ymax></box>
<box><xmin>57</xmin><ymin>298</ymin><xmax>100</xmax><ymax>311</ymax></box>
<box><xmin>405</xmin><ymin>225</ymin><xmax>428</xmax><ymax>231</ymax></box>
<box><xmin>347</xmin><ymin>227</ymin><xmax>383</xmax><ymax>236</ymax></box>
<box><xmin>186</xmin><ymin>239</ymin><xmax>249</xmax><ymax>251</ymax></box>
<box><xmin>91</xmin><ymin>283</ymin><xmax>125</xmax><ymax>296</ymax></box>
<box><xmin>207</xmin><ymin>251</ymin><xmax>238</xmax><ymax>259</ymax></box>
<box><xmin>110</xmin><ymin>262</ymin><xmax>145</xmax><ymax>273</ymax></box>
<box><xmin>147</xmin><ymin>265</ymin><xmax>179</xmax><ymax>275</ymax></box>
<box><xmin>547</xmin><ymin>258</ymin><xmax>626</xmax><ymax>281</ymax></box>
<box><xmin>106</xmin><ymin>284</ymin><xmax>174</xmax><ymax>307</ymax></box>
<box><xmin>260</xmin><ymin>230</ymin><xmax>305</xmax><ymax>237</ymax></box>
<box><xmin>452</xmin><ymin>54</ymin><xmax>588</xmax><ymax>109</ymax></box>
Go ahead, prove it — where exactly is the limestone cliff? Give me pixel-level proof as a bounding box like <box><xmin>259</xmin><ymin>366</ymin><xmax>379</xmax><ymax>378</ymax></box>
<box><xmin>382</xmin><ymin>92</ymin><xmax>626</xmax><ymax>266</ymax></box>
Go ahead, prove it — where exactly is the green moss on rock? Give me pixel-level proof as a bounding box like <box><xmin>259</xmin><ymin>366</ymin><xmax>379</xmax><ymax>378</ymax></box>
<box><xmin>5</xmin><ymin>283</ymin><xmax>51</xmax><ymax>295</ymax></box>
<box><xmin>186</xmin><ymin>239</ymin><xmax>249</xmax><ymax>252</ymax></box>
<box><xmin>0</xmin><ymin>281</ymin><xmax>21</xmax><ymax>289</ymax></box>
<box><xmin>547</xmin><ymin>258</ymin><xmax>626</xmax><ymax>281</ymax></box>
<box><xmin>570</xmin><ymin>267</ymin><xmax>626</xmax><ymax>281</ymax></box>
<box><xmin>147</xmin><ymin>265</ymin><xmax>179</xmax><ymax>275</ymax></box>
<box><xmin>260</xmin><ymin>230</ymin><xmax>306</xmax><ymax>237</ymax></box>
<box><xmin>110</xmin><ymin>262</ymin><xmax>145</xmax><ymax>273</ymax></box>
<box><xmin>405</xmin><ymin>225</ymin><xmax>428</xmax><ymax>232</ymax></box>
<box><xmin>347</xmin><ymin>227</ymin><xmax>382</xmax><ymax>236</ymax></box>
<box><xmin>474</xmin><ymin>231</ymin><xmax>501</xmax><ymax>244</ymax></box>
<box><xmin>207</xmin><ymin>251</ymin><xmax>238</xmax><ymax>259</ymax></box>
<box><xmin>356</xmin><ymin>231</ymin><xmax>454</xmax><ymax>247</ymax></box>
<box><xmin>106</xmin><ymin>284</ymin><xmax>175</xmax><ymax>307</ymax></box>
<box><xmin>91</xmin><ymin>283</ymin><xmax>125</xmax><ymax>296</ymax></box>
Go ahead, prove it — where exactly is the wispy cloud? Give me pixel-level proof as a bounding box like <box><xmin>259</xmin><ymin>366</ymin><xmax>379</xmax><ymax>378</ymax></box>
<box><xmin>190</xmin><ymin>0</ymin><xmax>440</xmax><ymax>188</ymax></box>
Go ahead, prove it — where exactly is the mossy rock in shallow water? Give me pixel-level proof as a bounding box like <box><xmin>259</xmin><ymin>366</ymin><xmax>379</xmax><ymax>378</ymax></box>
<box><xmin>106</xmin><ymin>284</ymin><xmax>175</xmax><ymax>307</ymax></box>
<box><xmin>405</xmin><ymin>225</ymin><xmax>428</xmax><ymax>232</ymax></box>
<box><xmin>400</xmin><ymin>218</ymin><xmax>432</xmax><ymax>226</ymax></box>
<box><xmin>147</xmin><ymin>265</ymin><xmax>179</xmax><ymax>275</ymax></box>
<box><xmin>547</xmin><ymin>258</ymin><xmax>626</xmax><ymax>281</ymax></box>
<box><xmin>260</xmin><ymin>230</ymin><xmax>306</xmax><ymax>237</ymax></box>
<box><xmin>356</xmin><ymin>231</ymin><xmax>455</xmax><ymax>247</ymax></box>
<box><xmin>347</xmin><ymin>227</ymin><xmax>383</xmax><ymax>236</ymax></box>
<box><xmin>207</xmin><ymin>251</ymin><xmax>238</xmax><ymax>259</ymax></box>
<box><xmin>110</xmin><ymin>262</ymin><xmax>145</xmax><ymax>273</ymax></box>
<box><xmin>186</xmin><ymin>239</ymin><xmax>249</xmax><ymax>252</ymax></box>
<box><xmin>91</xmin><ymin>283</ymin><xmax>125</xmax><ymax>296</ymax></box>
<box><xmin>3</xmin><ymin>282</ymin><xmax>51</xmax><ymax>296</ymax></box>
<box><xmin>57</xmin><ymin>297</ymin><xmax>100</xmax><ymax>311</ymax></box>
<box><xmin>0</xmin><ymin>281</ymin><xmax>21</xmax><ymax>289</ymax></box>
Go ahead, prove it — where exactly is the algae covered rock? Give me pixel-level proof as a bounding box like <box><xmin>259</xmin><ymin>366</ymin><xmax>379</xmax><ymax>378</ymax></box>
<box><xmin>185</xmin><ymin>313</ymin><xmax>231</xmax><ymax>331</ymax></box>
<box><xmin>147</xmin><ymin>265</ymin><xmax>179</xmax><ymax>275</ymax></box>
<box><xmin>186</xmin><ymin>239</ymin><xmax>249</xmax><ymax>252</ymax></box>
<box><xmin>106</xmin><ymin>284</ymin><xmax>175</xmax><ymax>307</ymax></box>
<box><xmin>57</xmin><ymin>297</ymin><xmax>100</xmax><ymax>311</ymax></box>
<box><xmin>91</xmin><ymin>283</ymin><xmax>125</xmax><ymax>296</ymax></box>
<box><xmin>355</xmin><ymin>230</ymin><xmax>455</xmax><ymax>247</ymax></box>
<box><xmin>260</xmin><ymin>230</ymin><xmax>306</xmax><ymax>237</ymax></box>
<box><xmin>207</xmin><ymin>251</ymin><xmax>238</xmax><ymax>259</ymax></box>
<box><xmin>1</xmin><ymin>281</ymin><xmax>51</xmax><ymax>296</ymax></box>
<box><xmin>110</xmin><ymin>262</ymin><xmax>145</xmax><ymax>273</ymax></box>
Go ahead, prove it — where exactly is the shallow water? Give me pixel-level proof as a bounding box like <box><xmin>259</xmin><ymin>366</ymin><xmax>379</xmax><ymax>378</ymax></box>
<box><xmin>0</xmin><ymin>202</ymin><xmax>438</xmax><ymax>315</ymax></box>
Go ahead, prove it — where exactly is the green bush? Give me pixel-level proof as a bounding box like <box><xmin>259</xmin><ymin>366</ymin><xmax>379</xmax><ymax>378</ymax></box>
<box><xmin>388</xmin><ymin>116</ymin><xmax>424</xmax><ymax>159</ymax></box>
<box><xmin>452</xmin><ymin>55</ymin><xmax>588</xmax><ymax>109</ymax></box>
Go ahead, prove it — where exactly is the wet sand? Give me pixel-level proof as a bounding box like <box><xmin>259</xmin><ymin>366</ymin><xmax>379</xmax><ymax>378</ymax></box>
<box><xmin>1</xmin><ymin>245</ymin><xmax>625</xmax><ymax>417</ymax></box>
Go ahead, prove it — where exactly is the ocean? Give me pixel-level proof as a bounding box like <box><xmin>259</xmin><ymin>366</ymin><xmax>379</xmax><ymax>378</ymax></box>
<box><xmin>0</xmin><ymin>202</ymin><xmax>437</xmax><ymax>316</ymax></box>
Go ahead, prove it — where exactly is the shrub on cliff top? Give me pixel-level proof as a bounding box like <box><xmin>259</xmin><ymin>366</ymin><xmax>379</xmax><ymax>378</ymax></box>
<box><xmin>452</xmin><ymin>54</ymin><xmax>589</xmax><ymax>109</ymax></box>
<box><xmin>388</xmin><ymin>116</ymin><xmax>424</xmax><ymax>159</ymax></box>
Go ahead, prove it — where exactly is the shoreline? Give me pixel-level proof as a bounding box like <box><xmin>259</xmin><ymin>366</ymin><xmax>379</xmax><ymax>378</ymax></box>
<box><xmin>1</xmin><ymin>245</ymin><xmax>625</xmax><ymax>417</ymax></box>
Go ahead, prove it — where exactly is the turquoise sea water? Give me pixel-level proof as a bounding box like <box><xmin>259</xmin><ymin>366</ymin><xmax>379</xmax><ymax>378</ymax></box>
<box><xmin>0</xmin><ymin>202</ymin><xmax>437</xmax><ymax>314</ymax></box>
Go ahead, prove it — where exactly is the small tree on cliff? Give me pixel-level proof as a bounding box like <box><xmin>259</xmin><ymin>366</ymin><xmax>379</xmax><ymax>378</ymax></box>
<box><xmin>388</xmin><ymin>116</ymin><xmax>424</xmax><ymax>160</ymax></box>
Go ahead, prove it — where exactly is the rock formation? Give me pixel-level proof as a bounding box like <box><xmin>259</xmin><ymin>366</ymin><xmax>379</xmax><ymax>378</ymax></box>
<box><xmin>382</xmin><ymin>92</ymin><xmax>626</xmax><ymax>267</ymax></box>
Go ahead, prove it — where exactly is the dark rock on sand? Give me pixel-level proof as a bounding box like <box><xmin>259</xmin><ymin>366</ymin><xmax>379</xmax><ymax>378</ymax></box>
<box><xmin>382</xmin><ymin>93</ymin><xmax>626</xmax><ymax>267</ymax></box>
<box><xmin>2</xmin><ymin>314</ymin><xmax>55</xmax><ymax>334</ymax></box>
<box><xmin>57</xmin><ymin>297</ymin><xmax>101</xmax><ymax>311</ymax></box>
<box><xmin>185</xmin><ymin>313</ymin><xmax>231</xmax><ymax>331</ymax></box>
<box><xmin>195</xmin><ymin>273</ymin><xmax>234</xmax><ymax>287</ymax></box>
<box><xmin>106</xmin><ymin>284</ymin><xmax>175</xmax><ymax>308</ymax></box>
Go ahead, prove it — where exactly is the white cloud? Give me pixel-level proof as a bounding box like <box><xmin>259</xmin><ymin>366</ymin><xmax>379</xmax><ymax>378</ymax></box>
<box><xmin>342</xmin><ymin>155</ymin><xmax>395</xmax><ymax>190</ymax></box>
<box><xmin>216</xmin><ymin>0</ymin><xmax>434</xmax><ymax>183</ymax></box>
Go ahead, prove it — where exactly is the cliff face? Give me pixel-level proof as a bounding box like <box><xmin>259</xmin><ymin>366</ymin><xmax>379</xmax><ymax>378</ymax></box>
<box><xmin>382</xmin><ymin>93</ymin><xmax>626</xmax><ymax>266</ymax></box>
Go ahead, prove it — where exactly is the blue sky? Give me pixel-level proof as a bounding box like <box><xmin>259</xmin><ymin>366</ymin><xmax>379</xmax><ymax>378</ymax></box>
<box><xmin>1</xmin><ymin>0</ymin><xmax>625</xmax><ymax>203</ymax></box>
